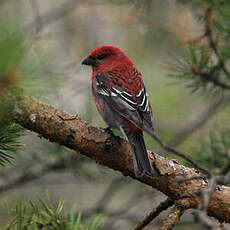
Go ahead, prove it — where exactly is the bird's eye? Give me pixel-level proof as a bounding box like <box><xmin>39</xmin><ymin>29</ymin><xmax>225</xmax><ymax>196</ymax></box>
<box><xmin>96</xmin><ymin>54</ymin><xmax>109</xmax><ymax>60</ymax></box>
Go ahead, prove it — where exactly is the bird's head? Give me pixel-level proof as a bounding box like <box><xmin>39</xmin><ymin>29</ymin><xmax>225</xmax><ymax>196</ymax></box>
<box><xmin>82</xmin><ymin>46</ymin><xmax>133</xmax><ymax>72</ymax></box>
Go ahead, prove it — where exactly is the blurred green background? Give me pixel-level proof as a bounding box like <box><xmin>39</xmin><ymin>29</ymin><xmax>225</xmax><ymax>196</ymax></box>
<box><xmin>0</xmin><ymin>0</ymin><xmax>230</xmax><ymax>229</ymax></box>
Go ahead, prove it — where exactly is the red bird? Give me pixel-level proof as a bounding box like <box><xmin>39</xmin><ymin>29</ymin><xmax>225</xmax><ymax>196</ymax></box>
<box><xmin>82</xmin><ymin>46</ymin><xmax>155</xmax><ymax>177</ymax></box>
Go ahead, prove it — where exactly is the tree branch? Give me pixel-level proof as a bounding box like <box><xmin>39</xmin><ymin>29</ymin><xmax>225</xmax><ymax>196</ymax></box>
<box><xmin>0</xmin><ymin>156</ymin><xmax>66</xmax><ymax>194</ymax></box>
<box><xmin>190</xmin><ymin>66</ymin><xmax>230</xmax><ymax>90</ymax></box>
<box><xmin>152</xmin><ymin>133</ymin><xmax>211</xmax><ymax>176</ymax></box>
<box><xmin>160</xmin><ymin>199</ymin><xmax>190</xmax><ymax>230</ymax></box>
<box><xmin>4</xmin><ymin>88</ymin><xmax>230</xmax><ymax>223</ymax></box>
<box><xmin>133</xmin><ymin>198</ymin><xmax>174</xmax><ymax>230</ymax></box>
<box><xmin>193</xmin><ymin>210</ymin><xmax>224</xmax><ymax>230</ymax></box>
<box><xmin>24</xmin><ymin>0</ymin><xmax>82</xmax><ymax>33</ymax></box>
<box><xmin>169</xmin><ymin>94</ymin><xmax>230</xmax><ymax>146</ymax></box>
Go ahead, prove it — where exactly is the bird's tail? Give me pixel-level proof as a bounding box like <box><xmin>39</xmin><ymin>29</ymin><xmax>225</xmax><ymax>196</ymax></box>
<box><xmin>123</xmin><ymin>129</ymin><xmax>156</xmax><ymax>177</ymax></box>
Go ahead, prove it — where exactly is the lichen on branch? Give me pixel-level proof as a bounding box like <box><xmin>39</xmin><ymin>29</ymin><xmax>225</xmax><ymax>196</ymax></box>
<box><xmin>4</xmin><ymin>88</ymin><xmax>230</xmax><ymax>224</ymax></box>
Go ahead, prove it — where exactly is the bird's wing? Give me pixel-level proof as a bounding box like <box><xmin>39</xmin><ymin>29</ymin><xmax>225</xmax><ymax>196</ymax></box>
<box><xmin>93</xmin><ymin>69</ymin><xmax>154</xmax><ymax>135</ymax></box>
<box><xmin>135</xmin><ymin>86</ymin><xmax>155</xmax><ymax>136</ymax></box>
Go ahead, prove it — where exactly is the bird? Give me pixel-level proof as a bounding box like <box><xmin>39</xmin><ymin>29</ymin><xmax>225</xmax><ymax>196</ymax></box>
<box><xmin>82</xmin><ymin>46</ymin><xmax>156</xmax><ymax>177</ymax></box>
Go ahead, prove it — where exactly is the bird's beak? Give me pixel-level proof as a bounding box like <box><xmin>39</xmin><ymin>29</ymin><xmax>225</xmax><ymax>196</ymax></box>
<box><xmin>81</xmin><ymin>56</ymin><xmax>96</xmax><ymax>66</ymax></box>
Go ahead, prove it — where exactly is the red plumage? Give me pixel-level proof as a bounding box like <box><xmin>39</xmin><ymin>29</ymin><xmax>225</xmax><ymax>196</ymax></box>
<box><xmin>82</xmin><ymin>46</ymin><xmax>155</xmax><ymax>177</ymax></box>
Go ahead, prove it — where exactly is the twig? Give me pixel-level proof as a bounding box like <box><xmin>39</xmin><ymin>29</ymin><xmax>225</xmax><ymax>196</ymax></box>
<box><xmin>204</xmin><ymin>8</ymin><xmax>219</xmax><ymax>57</ymax></box>
<box><xmin>204</xmin><ymin>7</ymin><xmax>230</xmax><ymax>79</ymax></box>
<box><xmin>83</xmin><ymin>177</ymin><xmax>127</xmax><ymax>218</ymax></box>
<box><xmin>29</xmin><ymin>0</ymin><xmax>42</xmax><ymax>34</ymax></box>
<box><xmin>152</xmin><ymin>133</ymin><xmax>212</xmax><ymax>177</ymax></box>
<box><xmin>0</xmin><ymin>157</ymin><xmax>66</xmax><ymax>194</ymax></box>
<box><xmin>200</xmin><ymin>176</ymin><xmax>216</xmax><ymax>211</ymax></box>
<box><xmin>133</xmin><ymin>198</ymin><xmax>174</xmax><ymax>230</ymax></box>
<box><xmin>102</xmin><ymin>191</ymin><xmax>143</xmax><ymax>229</ymax></box>
<box><xmin>191</xmin><ymin>176</ymin><xmax>221</xmax><ymax>230</ymax></box>
<box><xmin>159</xmin><ymin>199</ymin><xmax>190</xmax><ymax>230</ymax></box>
<box><xmin>24</xmin><ymin>0</ymin><xmax>82</xmax><ymax>33</ymax></box>
<box><xmin>169</xmin><ymin>94</ymin><xmax>230</xmax><ymax>146</ymax></box>
<box><xmin>193</xmin><ymin>211</ymin><xmax>223</xmax><ymax>230</ymax></box>
<box><xmin>188</xmin><ymin>7</ymin><xmax>230</xmax><ymax>89</ymax></box>
<box><xmin>190</xmin><ymin>66</ymin><xmax>230</xmax><ymax>90</ymax></box>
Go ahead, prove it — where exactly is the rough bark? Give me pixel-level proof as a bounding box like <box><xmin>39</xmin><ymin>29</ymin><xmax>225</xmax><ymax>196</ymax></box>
<box><xmin>160</xmin><ymin>199</ymin><xmax>190</xmax><ymax>230</ymax></box>
<box><xmin>4</xmin><ymin>88</ymin><xmax>230</xmax><ymax>223</ymax></box>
